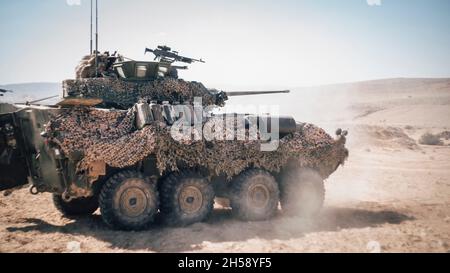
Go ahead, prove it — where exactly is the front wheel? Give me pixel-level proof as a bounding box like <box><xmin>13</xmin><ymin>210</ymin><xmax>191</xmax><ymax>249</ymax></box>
<box><xmin>53</xmin><ymin>194</ymin><xmax>99</xmax><ymax>217</ymax></box>
<box><xmin>280</xmin><ymin>168</ymin><xmax>325</xmax><ymax>217</ymax></box>
<box><xmin>99</xmin><ymin>170</ymin><xmax>159</xmax><ymax>230</ymax></box>
<box><xmin>230</xmin><ymin>169</ymin><xmax>280</xmax><ymax>221</ymax></box>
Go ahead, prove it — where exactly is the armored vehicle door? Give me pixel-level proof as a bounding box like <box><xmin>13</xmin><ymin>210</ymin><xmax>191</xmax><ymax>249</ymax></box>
<box><xmin>0</xmin><ymin>105</ymin><xmax>29</xmax><ymax>191</ymax></box>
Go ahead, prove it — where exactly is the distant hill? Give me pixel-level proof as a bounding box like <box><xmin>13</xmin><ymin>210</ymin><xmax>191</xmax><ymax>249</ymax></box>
<box><xmin>0</xmin><ymin>82</ymin><xmax>61</xmax><ymax>104</ymax></box>
<box><xmin>295</xmin><ymin>77</ymin><xmax>450</xmax><ymax>96</ymax></box>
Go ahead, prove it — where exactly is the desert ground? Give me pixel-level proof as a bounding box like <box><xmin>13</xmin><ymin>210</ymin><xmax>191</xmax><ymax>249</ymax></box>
<box><xmin>0</xmin><ymin>78</ymin><xmax>449</xmax><ymax>253</ymax></box>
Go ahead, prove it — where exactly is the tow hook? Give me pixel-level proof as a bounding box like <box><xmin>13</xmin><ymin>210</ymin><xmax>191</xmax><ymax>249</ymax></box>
<box><xmin>30</xmin><ymin>185</ymin><xmax>39</xmax><ymax>195</ymax></box>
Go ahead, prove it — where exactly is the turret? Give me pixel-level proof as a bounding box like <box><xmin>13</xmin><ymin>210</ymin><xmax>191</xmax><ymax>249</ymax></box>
<box><xmin>59</xmin><ymin>46</ymin><xmax>290</xmax><ymax>109</ymax></box>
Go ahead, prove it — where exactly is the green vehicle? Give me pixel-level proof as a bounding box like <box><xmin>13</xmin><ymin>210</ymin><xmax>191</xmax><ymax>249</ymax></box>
<box><xmin>0</xmin><ymin>46</ymin><xmax>348</xmax><ymax>230</ymax></box>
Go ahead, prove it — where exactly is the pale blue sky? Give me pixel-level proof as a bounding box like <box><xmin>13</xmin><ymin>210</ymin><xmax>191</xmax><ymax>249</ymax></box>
<box><xmin>0</xmin><ymin>0</ymin><xmax>449</xmax><ymax>88</ymax></box>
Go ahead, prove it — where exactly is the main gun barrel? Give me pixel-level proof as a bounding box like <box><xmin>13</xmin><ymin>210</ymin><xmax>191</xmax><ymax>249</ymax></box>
<box><xmin>225</xmin><ymin>90</ymin><xmax>290</xmax><ymax>97</ymax></box>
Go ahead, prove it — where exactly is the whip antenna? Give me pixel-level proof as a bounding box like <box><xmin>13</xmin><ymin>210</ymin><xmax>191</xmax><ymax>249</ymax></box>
<box><xmin>90</xmin><ymin>0</ymin><xmax>93</xmax><ymax>54</ymax></box>
<box><xmin>95</xmin><ymin>0</ymin><xmax>99</xmax><ymax>77</ymax></box>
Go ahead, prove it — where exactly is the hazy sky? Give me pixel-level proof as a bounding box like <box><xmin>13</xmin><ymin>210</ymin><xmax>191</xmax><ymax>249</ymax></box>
<box><xmin>0</xmin><ymin>0</ymin><xmax>449</xmax><ymax>89</ymax></box>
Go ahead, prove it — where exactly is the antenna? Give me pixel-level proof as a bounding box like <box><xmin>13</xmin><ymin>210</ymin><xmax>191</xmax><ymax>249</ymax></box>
<box><xmin>95</xmin><ymin>0</ymin><xmax>99</xmax><ymax>77</ymax></box>
<box><xmin>90</xmin><ymin>0</ymin><xmax>93</xmax><ymax>54</ymax></box>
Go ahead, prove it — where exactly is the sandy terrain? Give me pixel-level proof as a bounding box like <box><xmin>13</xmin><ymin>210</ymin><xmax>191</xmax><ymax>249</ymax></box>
<box><xmin>1</xmin><ymin>78</ymin><xmax>449</xmax><ymax>253</ymax></box>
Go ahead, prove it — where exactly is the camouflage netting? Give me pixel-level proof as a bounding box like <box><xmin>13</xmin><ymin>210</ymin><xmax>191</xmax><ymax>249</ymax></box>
<box><xmin>75</xmin><ymin>52</ymin><xmax>119</xmax><ymax>79</ymax></box>
<box><xmin>76</xmin><ymin>54</ymin><xmax>104</xmax><ymax>79</ymax></box>
<box><xmin>62</xmin><ymin>78</ymin><xmax>226</xmax><ymax>109</ymax></box>
<box><xmin>46</xmin><ymin>108</ymin><xmax>348</xmax><ymax>180</ymax></box>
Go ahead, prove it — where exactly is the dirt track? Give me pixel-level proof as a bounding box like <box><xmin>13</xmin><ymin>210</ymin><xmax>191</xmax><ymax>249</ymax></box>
<box><xmin>1</xmin><ymin>78</ymin><xmax>450</xmax><ymax>253</ymax></box>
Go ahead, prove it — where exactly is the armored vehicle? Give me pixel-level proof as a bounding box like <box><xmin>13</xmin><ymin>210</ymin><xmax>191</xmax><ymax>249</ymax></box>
<box><xmin>0</xmin><ymin>46</ymin><xmax>348</xmax><ymax>230</ymax></box>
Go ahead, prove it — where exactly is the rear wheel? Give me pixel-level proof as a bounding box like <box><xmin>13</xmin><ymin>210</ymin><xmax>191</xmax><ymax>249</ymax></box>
<box><xmin>99</xmin><ymin>170</ymin><xmax>159</xmax><ymax>230</ymax></box>
<box><xmin>53</xmin><ymin>194</ymin><xmax>98</xmax><ymax>217</ymax></box>
<box><xmin>230</xmin><ymin>169</ymin><xmax>279</xmax><ymax>221</ymax></box>
<box><xmin>280</xmin><ymin>168</ymin><xmax>325</xmax><ymax>217</ymax></box>
<box><xmin>160</xmin><ymin>170</ymin><xmax>214</xmax><ymax>226</ymax></box>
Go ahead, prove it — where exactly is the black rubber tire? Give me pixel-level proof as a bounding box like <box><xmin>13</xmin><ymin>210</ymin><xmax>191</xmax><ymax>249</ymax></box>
<box><xmin>230</xmin><ymin>169</ymin><xmax>280</xmax><ymax>221</ymax></box>
<box><xmin>280</xmin><ymin>168</ymin><xmax>325</xmax><ymax>217</ymax></box>
<box><xmin>99</xmin><ymin>170</ymin><xmax>159</xmax><ymax>230</ymax></box>
<box><xmin>53</xmin><ymin>194</ymin><xmax>99</xmax><ymax>217</ymax></box>
<box><xmin>160</xmin><ymin>170</ymin><xmax>214</xmax><ymax>226</ymax></box>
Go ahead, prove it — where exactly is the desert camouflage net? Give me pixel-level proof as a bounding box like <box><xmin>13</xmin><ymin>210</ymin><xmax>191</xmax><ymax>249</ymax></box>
<box><xmin>75</xmin><ymin>55</ymin><xmax>98</xmax><ymax>79</ymax></box>
<box><xmin>46</xmin><ymin>107</ymin><xmax>348</xmax><ymax>179</ymax></box>
<box><xmin>75</xmin><ymin>53</ymin><xmax>114</xmax><ymax>79</ymax></box>
<box><xmin>63</xmin><ymin>78</ymin><xmax>226</xmax><ymax>109</ymax></box>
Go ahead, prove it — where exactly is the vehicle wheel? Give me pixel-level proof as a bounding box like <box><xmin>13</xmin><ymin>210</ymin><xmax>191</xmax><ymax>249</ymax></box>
<box><xmin>99</xmin><ymin>170</ymin><xmax>159</xmax><ymax>230</ymax></box>
<box><xmin>53</xmin><ymin>194</ymin><xmax>98</xmax><ymax>217</ymax></box>
<box><xmin>230</xmin><ymin>169</ymin><xmax>279</xmax><ymax>221</ymax></box>
<box><xmin>280</xmin><ymin>168</ymin><xmax>325</xmax><ymax>217</ymax></box>
<box><xmin>160</xmin><ymin>170</ymin><xmax>214</xmax><ymax>226</ymax></box>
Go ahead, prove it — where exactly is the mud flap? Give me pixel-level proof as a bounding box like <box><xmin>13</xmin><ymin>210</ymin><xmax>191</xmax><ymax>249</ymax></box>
<box><xmin>0</xmin><ymin>112</ymin><xmax>29</xmax><ymax>191</ymax></box>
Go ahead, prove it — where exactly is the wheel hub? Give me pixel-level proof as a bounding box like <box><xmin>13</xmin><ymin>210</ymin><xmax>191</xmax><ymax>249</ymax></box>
<box><xmin>248</xmin><ymin>183</ymin><xmax>270</xmax><ymax>209</ymax></box>
<box><xmin>179</xmin><ymin>185</ymin><xmax>203</xmax><ymax>214</ymax></box>
<box><xmin>119</xmin><ymin>186</ymin><xmax>148</xmax><ymax>218</ymax></box>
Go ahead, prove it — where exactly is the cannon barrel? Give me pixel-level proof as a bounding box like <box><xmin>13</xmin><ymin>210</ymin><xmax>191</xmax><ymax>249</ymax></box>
<box><xmin>225</xmin><ymin>90</ymin><xmax>290</xmax><ymax>97</ymax></box>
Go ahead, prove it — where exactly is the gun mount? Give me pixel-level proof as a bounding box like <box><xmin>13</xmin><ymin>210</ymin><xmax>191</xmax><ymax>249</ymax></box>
<box><xmin>75</xmin><ymin>46</ymin><xmax>204</xmax><ymax>82</ymax></box>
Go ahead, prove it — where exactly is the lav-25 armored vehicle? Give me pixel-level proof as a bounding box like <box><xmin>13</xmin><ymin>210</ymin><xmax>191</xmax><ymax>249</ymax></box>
<box><xmin>0</xmin><ymin>46</ymin><xmax>348</xmax><ymax>230</ymax></box>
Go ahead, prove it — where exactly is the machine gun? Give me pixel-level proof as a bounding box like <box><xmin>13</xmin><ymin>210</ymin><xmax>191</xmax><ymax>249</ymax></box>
<box><xmin>145</xmin><ymin>45</ymin><xmax>205</xmax><ymax>64</ymax></box>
